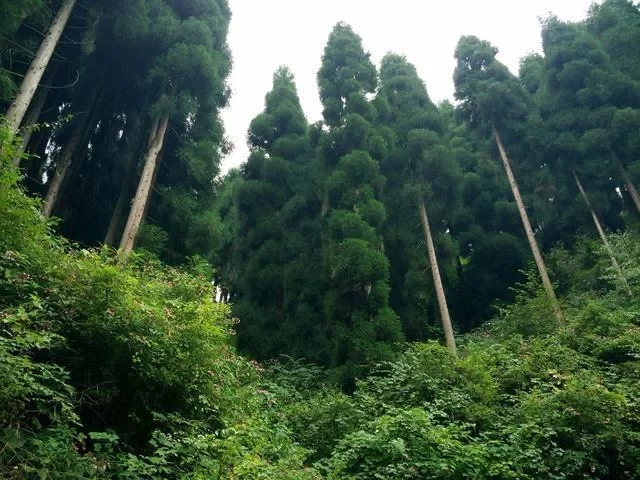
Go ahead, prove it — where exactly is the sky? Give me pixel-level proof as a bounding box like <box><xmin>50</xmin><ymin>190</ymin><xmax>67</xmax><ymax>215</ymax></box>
<box><xmin>221</xmin><ymin>0</ymin><xmax>599</xmax><ymax>173</ymax></box>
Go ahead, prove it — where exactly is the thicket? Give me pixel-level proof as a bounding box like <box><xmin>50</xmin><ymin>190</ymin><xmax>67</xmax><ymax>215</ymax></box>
<box><xmin>0</xmin><ymin>131</ymin><xmax>318</xmax><ymax>478</ymax></box>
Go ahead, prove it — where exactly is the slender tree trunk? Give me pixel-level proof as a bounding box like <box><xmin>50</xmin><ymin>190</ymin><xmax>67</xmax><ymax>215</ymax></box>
<box><xmin>140</xmin><ymin>148</ymin><xmax>164</xmax><ymax>224</ymax></box>
<box><xmin>493</xmin><ymin>126</ymin><xmax>562</xmax><ymax>320</ymax></box>
<box><xmin>118</xmin><ymin>116</ymin><xmax>169</xmax><ymax>256</ymax></box>
<box><xmin>41</xmin><ymin>121</ymin><xmax>84</xmax><ymax>217</ymax></box>
<box><xmin>5</xmin><ymin>0</ymin><xmax>77</xmax><ymax>135</ymax></box>
<box><xmin>41</xmin><ymin>91</ymin><xmax>101</xmax><ymax>218</ymax></box>
<box><xmin>611</xmin><ymin>149</ymin><xmax>640</xmax><ymax>214</ymax></box>
<box><xmin>104</xmin><ymin>115</ymin><xmax>146</xmax><ymax>245</ymax></box>
<box><xmin>418</xmin><ymin>197</ymin><xmax>456</xmax><ymax>353</ymax></box>
<box><xmin>104</xmin><ymin>182</ymin><xmax>131</xmax><ymax>246</ymax></box>
<box><xmin>573</xmin><ymin>170</ymin><xmax>631</xmax><ymax>296</ymax></box>
<box><xmin>104</xmin><ymin>155</ymin><xmax>138</xmax><ymax>246</ymax></box>
<box><xmin>13</xmin><ymin>84</ymin><xmax>49</xmax><ymax>166</ymax></box>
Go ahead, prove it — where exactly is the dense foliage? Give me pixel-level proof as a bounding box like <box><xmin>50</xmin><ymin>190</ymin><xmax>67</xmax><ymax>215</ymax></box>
<box><xmin>2</xmin><ymin>0</ymin><xmax>640</xmax><ymax>477</ymax></box>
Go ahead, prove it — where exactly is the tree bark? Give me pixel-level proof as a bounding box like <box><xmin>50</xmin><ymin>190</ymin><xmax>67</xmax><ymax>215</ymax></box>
<box><xmin>418</xmin><ymin>197</ymin><xmax>456</xmax><ymax>353</ymax></box>
<box><xmin>493</xmin><ymin>126</ymin><xmax>562</xmax><ymax>320</ymax></box>
<box><xmin>118</xmin><ymin>116</ymin><xmax>169</xmax><ymax>256</ymax></box>
<box><xmin>41</xmin><ymin>90</ymin><xmax>101</xmax><ymax>218</ymax></box>
<box><xmin>104</xmin><ymin>162</ymin><xmax>136</xmax><ymax>246</ymax></box>
<box><xmin>13</xmin><ymin>83</ymin><xmax>49</xmax><ymax>166</ymax></box>
<box><xmin>41</xmin><ymin>120</ymin><xmax>84</xmax><ymax>217</ymax></box>
<box><xmin>611</xmin><ymin>149</ymin><xmax>640</xmax><ymax>214</ymax></box>
<box><xmin>573</xmin><ymin>170</ymin><xmax>631</xmax><ymax>296</ymax></box>
<box><xmin>5</xmin><ymin>0</ymin><xmax>77</xmax><ymax>135</ymax></box>
<box><xmin>104</xmin><ymin>115</ymin><xmax>146</xmax><ymax>245</ymax></box>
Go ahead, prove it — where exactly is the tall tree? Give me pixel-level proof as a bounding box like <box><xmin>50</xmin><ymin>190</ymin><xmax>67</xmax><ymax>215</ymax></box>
<box><xmin>318</xmin><ymin>24</ymin><xmax>403</xmax><ymax>385</ymax></box>
<box><xmin>377</xmin><ymin>54</ymin><xmax>457</xmax><ymax>351</ymax></box>
<box><xmin>232</xmin><ymin>67</ymin><xmax>318</xmax><ymax>360</ymax></box>
<box><xmin>539</xmin><ymin>17</ymin><xmax>640</xmax><ymax>220</ymax></box>
<box><xmin>119</xmin><ymin>115</ymin><xmax>169</xmax><ymax>254</ymax></box>
<box><xmin>587</xmin><ymin>0</ymin><xmax>640</xmax><ymax>81</ymax></box>
<box><xmin>454</xmin><ymin>35</ymin><xmax>562</xmax><ymax>320</ymax></box>
<box><xmin>116</xmin><ymin>0</ymin><xmax>232</xmax><ymax>257</ymax></box>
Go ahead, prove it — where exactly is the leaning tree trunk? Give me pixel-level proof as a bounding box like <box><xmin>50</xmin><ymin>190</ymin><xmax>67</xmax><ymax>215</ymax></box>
<box><xmin>41</xmin><ymin>121</ymin><xmax>85</xmax><ymax>217</ymax></box>
<box><xmin>106</xmin><ymin>116</ymin><xmax>161</xmax><ymax>245</ymax></box>
<box><xmin>573</xmin><ymin>170</ymin><xmax>631</xmax><ymax>296</ymax></box>
<box><xmin>118</xmin><ymin>116</ymin><xmax>169</xmax><ymax>256</ymax></box>
<box><xmin>13</xmin><ymin>84</ymin><xmax>50</xmax><ymax>166</ymax></box>
<box><xmin>5</xmin><ymin>0</ymin><xmax>77</xmax><ymax>135</ymax></box>
<box><xmin>41</xmin><ymin>91</ymin><xmax>101</xmax><ymax>217</ymax></box>
<box><xmin>610</xmin><ymin>149</ymin><xmax>640</xmax><ymax>215</ymax></box>
<box><xmin>493</xmin><ymin>126</ymin><xmax>562</xmax><ymax>320</ymax></box>
<box><xmin>104</xmin><ymin>172</ymin><xmax>135</xmax><ymax>247</ymax></box>
<box><xmin>418</xmin><ymin>197</ymin><xmax>456</xmax><ymax>353</ymax></box>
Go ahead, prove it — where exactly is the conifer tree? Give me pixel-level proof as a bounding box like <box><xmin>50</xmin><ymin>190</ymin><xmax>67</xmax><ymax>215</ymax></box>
<box><xmin>454</xmin><ymin>36</ymin><xmax>562</xmax><ymax>320</ymax></box>
<box><xmin>232</xmin><ymin>67</ymin><xmax>318</xmax><ymax>360</ymax></box>
<box><xmin>318</xmin><ymin>25</ymin><xmax>403</xmax><ymax>383</ymax></box>
<box><xmin>377</xmin><ymin>54</ymin><xmax>457</xmax><ymax>351</ymax></box>
<box><xmin>540</xmin><ymin>17</ymin><xmax>640</xmax><ymax>217</ymax></box>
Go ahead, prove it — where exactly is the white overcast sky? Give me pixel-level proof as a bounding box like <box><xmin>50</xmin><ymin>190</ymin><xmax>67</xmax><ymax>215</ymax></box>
<box><xmin>221</xmin><ymin>0</ymin><xmax>598</xmax><ymax>173</ymax></box>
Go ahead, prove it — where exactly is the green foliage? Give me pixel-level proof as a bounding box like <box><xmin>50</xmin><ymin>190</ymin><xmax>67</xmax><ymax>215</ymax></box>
<box><xmin>4</xmin><ymin>2</ymin><xmax>640</xmax><ymax>478</ymax></box>
<box><xmin>269</xmin><ymin>246</ymin><xmax>640</xmax><ymax>479</ymax></box>
<box><xmin>0</xmin><ymin>125</ymin><xmax>317</xmax><ymax>479</ymax></box>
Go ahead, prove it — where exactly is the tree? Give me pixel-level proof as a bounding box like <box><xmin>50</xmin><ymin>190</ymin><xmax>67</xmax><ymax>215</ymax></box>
<box><xmin>377</xmin><ymin>54</ymin><xmax>457</xmax><ymax>351</ymax></box>
<box><xmin>116</xmin><ymin>0</ymin><xmax>232</xmax><ymax>257</ymax></box>
<box><xmin>587</xmin><ymin>0</ymin><xmax>640</xmax><ymax>81</ymax></box>
<box><xmin>540</xmin><ymin>16</ymin><xmax>640</xmax><ymax>219</ymax></box>
<box><xmin>119</xmin><ymin>115</ymin><xmax>170</xmax><ymax>254</ymax></box>
<box><xmin>232</xmin><ymin>67</ymin><xmax>319</xmax><ymax>360</ymax></box>
<box><xmin>317</xmin><ymin>25</ymin><xmax>403</xmax><ymax>384</ymax></box>
<box><xmin>454</xmin><ymin>35</ymin><xmax>562</xmax><ymax>320</ymax></box>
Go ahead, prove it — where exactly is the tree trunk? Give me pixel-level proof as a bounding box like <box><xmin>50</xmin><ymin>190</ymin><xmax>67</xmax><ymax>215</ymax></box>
<box><xmin>41</xmin><ymin>121</ymin><xmax>84</xmax><ymax>217</ymax></box>
<box><xmin>573</xmin><ymin>170</ymin><xmax>631</xmax><ymax>296</ymax></box>
<box><xmin>22</xmin><ymin>124</ymin><xmax>52</xmax><ymax>194</ymax></box>
<box><xmin>41</xmin><ymin>90</ymin><xmax>101</xmax><ymax>218</ymax></box>
<box><xmin>418</xmin><ymin>197</ymin><xmax>456</xmax><ymax>353</ymax></box>
<box><xmin>493</xmin><ymin>126</ymin><xmax>562</xmax><ymax>320</ymax></box>
<box><xmin>104</xmin><ymin>161</ymin><xmax>137</xmax><ymax>246</ymax></box>
<box><xmin>5</xmin><ymin>0</ymin><xmax>77</xmax><ymax>135</ymax></box>
<box><xmin>611</xmin><ymin>149</ymin><xmax>640</xmax><ymax>214</ymax></box>
<box><xmin>118</xmin><ymin>116</ymin><xmax>169</xmax><ymax>256</ymax></box>
<box><xmin>140</xmin><ymin>147</ymin><xmax>164</xmax><ymax>224</ymax></box>
<box><xmin>104</xmin><ymin>115</ymin><xmax>146</xmax><ymax>245</ymax></box>
<box><xmin>13</xmin><ymin>83</ymin><xmax>49</xmax><ymax>166</ymax></box>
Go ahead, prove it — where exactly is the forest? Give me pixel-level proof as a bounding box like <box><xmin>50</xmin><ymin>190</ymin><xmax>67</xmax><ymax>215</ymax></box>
<box><xmin>0</xmin><ymin>0</ymin><xmax>639</xmax><ymax>478</ymax></box>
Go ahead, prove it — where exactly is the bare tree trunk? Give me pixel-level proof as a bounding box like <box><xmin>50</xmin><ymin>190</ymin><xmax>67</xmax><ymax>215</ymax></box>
<box><xmin>418</xmin><ymin>198</ymin><xmax>456</xmax><ymax>353</ymax></box>
<box><xmin>140</xmin><ymin>147</ymin><xmax>164</xmax><ymax>224</ymax></box>
<box><xmin>104</xmin><ymin>158</ymin><xmax>137</xmax><ymax>246</ymax></box>
<box><xmin>493</xmin><ymin>127</ymin><xmax>562</xmax><ymax>320</ymax></box>
<box><xmin>611</xmin><ymin>149</ymin><xmax>640</xmax><ymax>214</ymax></box>
<box><xmin>13</xmin><ymin>84</ymin><xmax>49</xmax><ymax>166</ymax></box>
<box><xmin>5</xmin><ymin>0</ymin><xmax>77</xmax><ymax>134</ymax></box>
<box><xmin>41</xmin><ymin>121</ymin><xmax>84</xmax><ymax>217</ymax></box>
<box><xmin>22</xmin><ymin>125</ymin><xmax>52</xmax><ymax>194</ymax></box>
<box><xmin>41</xmin><ymin>91</ymin><xmax>101</xmax><ymax>218</ymax></box>
<box><xmin>118</xmin><ymin>116</ymin><xmax>169</xmax><ymax>256</ymax></box>
<box><xmin>104</xmin><ymin>185</ymin><xmax>130</xmax><ymax>246</ymax></box>
<box><xmin>573</xmin><ymin>170</ymin><xmax>631</xmax><ymax>296</ymax></box>
<box><xmin>104</xmin><ymin>116</ymin><xmax>147</xmax><ymax>245</ymax></box>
